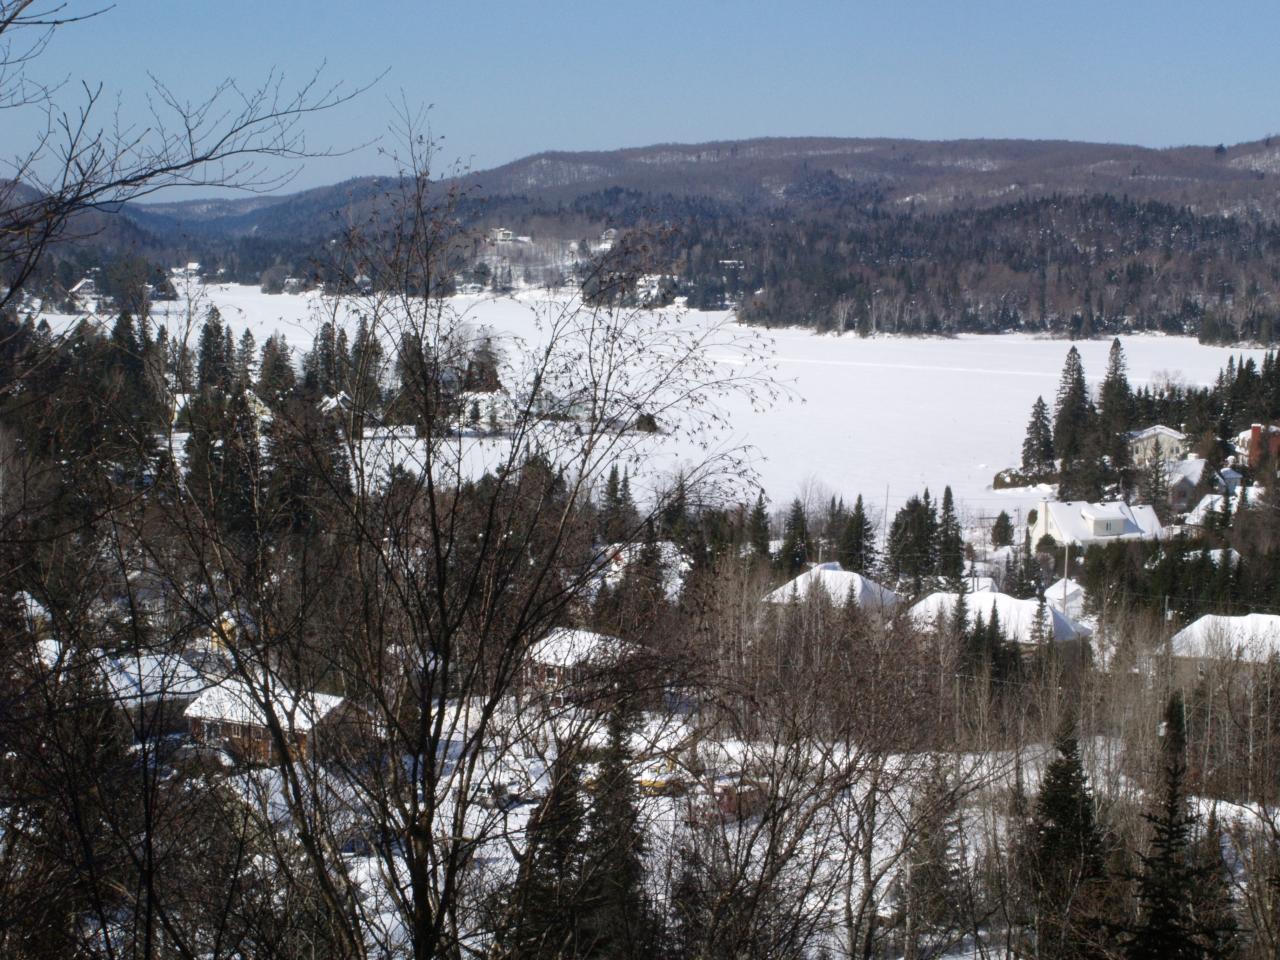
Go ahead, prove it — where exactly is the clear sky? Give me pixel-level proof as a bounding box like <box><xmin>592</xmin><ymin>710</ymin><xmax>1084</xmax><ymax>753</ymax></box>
<box><xmin>6</xmin><ymin>0</ymin><xmax>1280</xmax><ymax>194</ymax></box>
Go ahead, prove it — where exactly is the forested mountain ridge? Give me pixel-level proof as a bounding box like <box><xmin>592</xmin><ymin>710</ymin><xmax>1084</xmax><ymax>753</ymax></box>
<box><xmin>15</xmin><ymin>135</ymin><xmax>1280</xmax><ymax>342</ymax></box>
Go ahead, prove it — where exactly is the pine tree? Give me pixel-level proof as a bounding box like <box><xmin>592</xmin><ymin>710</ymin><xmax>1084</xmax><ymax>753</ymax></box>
<box><xmin>991</xmin><ymin>510</ymin><xmax>1014</xmax><ymax>548</ymax></box>
<box><xmin>1127</xmin><ymin>692</ymin><xmax>1220</xmax><ymax>960</ymax></box>
<box><xmin>1022</xmin><ymin>395</ymin><xmax>1056</xmax><ymax>477</ymax></box>
<box><xmin>506</xmin><ymin>751</ymin><xmax>589</xmax><ymax>959</ymax></box>
<box><xmin>902</xmin><ymin>756</ymin><xmax>964</xmax><ymax>938</ymax></box>
<box><xmin>778</xmin><ymin>498</ymin><xmax>809</xmax><ymax>575</ymax></box>
<box><xmin>1054</xmin><ymin>346</ymin><xmax>1094</xmax><ymax>465</ymax></box>
<box><xmin>936</xmin><ymin>486</ymin><xmax>964</xmax><ymax>579</ymax></box>
<box><xmin>1139</xmin><ymin>439</ymin><xmax>1170</xmax><ymax>516</ymax></box>
<box><xmin>747</xmin><ymin>493</ymin><xmax>771</xmax><ymax>561</ymax></box>
<box><xmin>581</xmin><ymin>705</ymin><xmax>657</xmax><ymax>959</ymax></box>
<box><xmin>1024</xmin><ymin>718</ymin><xmax>1106</xmax><ymax>960</ymax></box>
<box><xmin>256</xmin><ymin>335</ymin><xmax>297</xmax><ymax>408</ymax></box>
<box><xmin>1099</xmin><ymin>338</ymin><xmax>1135</xmax><ymax>484</ymax></box>
<box><xmin>838</xmin><ymin>494</ymin><xmax>876</xmax><ymax>573</ymax></box>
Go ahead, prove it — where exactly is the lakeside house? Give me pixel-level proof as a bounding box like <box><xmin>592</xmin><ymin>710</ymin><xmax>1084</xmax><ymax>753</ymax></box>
<box><xmin>1031</xmin><ymin>500</ymin><xmax>1163</xmax><ymax>548</ymax></box>
<box><xmin>761</xmin><ymin>562</ymin><xmax>899</xmax><ymax>611</ymax></box>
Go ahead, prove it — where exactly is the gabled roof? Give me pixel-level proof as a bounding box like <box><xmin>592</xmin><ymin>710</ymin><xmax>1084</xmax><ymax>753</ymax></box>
<box><xmin>1046</xmin><ymin>578</ymin><xmax>1085</xmax><ymax>600</ymax></box>
<box><xmin>1167</xmin><ymin>613</ymin><xmax>1280</xmax><ymax>663</ymax></box>
<box><xmin>99</xmin><ymin>652</ymin><xmax>207</xmax><ymax>707</ymax></box>
<box><xmin>761</xmin><ymin>562</ymin><xmax>898</xmax><ymax>610</ymax></box>
<box><xmin>908</xmin><ymin>590</ymin><xmax>1090</xmax><ymax>643</ymax></box>
<box><xmin>1186</xmin><ymin>487</ymin><xmax>1262</xmax><ymax>525</ymax></box>
<box><xmin>1043</xmin><ymin>500</ymin><xmax>1163</xmax><ymax>544</ymax></box>
<box><xmin>529</xmin><ymin>628</ymin><xmax>632</xmax><ymax>669</ymax></box>
<box><xmin>184</xmin><ymin>677</ymin><xmax>344</xmax><ymax>733</ymax></box>
<box><xmin>1166</xmin><ymin>458</ymin><xmax>1214</xmax><ymax>487</ymax></box>
<box><xmin>1128</xmin><ymin>425</ymin><xmax>1185</xmax><ymax>443</ymax></box>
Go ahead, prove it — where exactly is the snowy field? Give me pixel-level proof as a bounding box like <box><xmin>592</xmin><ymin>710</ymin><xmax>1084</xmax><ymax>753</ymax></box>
<box><xmin>50</xmin><ymin>285</ymin><xmax>1267</xmax><ymax>523</ymax></box>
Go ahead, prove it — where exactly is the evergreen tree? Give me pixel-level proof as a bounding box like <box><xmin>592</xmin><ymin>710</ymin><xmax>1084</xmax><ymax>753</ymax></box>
<box><xmin>1022</xmin><ymin>395</ymin><xmax>1056</xmax><ymax>477</ymax></box>
<box><xmin>505</xmin><ymin>751</ymin><xmax>588</xmax><ymax>959</ymax></box>
<box><xmin>991</xmin><ymin>510</ymin><xmax>1014</xmax><ymax>549</ymax></box>
<box><xmin>1139</xmin><ymin>439</ymin><xmax>1170</xmax><ymax>516</ymax></box>
<box><xmin>747</xmin><ymin>493</ymin><xmax>771</xmax><ymax>561</ymax></box>
<box><xmin>778</xmin><ymin>498</ymin><xmax>809</xmax><ymax>575</ymax></box>
<box><xmin>838</xmin><ymin>494</ymin><xmax>876</xmax><ymax>574</ymax></box>
<box><xmin>256</xmin><ymin>335</ymin><xmax>297</xmax><ymax>408</ymax></box>
<box><xmin>1099</xmin><ymin>338</ymin><xmax>1135</xmax><ymax>483</ymax></box>
<box><xmin>901</xmin><ymin>756</ymin><xmax>964</xmax><ymax>939</ymax></box>
<box><xmin>936</xmin><ymin>486</ymin><xmax>964</xmax><ymax>579</ymax></box>
<box><xmin>1127</xmin><ymin>692</ymin><xmax>1224</xmax><ymax>960</ymax></box>
<box><xmin>888</xmin><ymin>490</ymin><xmax>937</xmax><ymax>591</ymax></box>
<box><xmin>1053</xmin><ymin>347</ymin><xmax>1094</xmax><ymax>465</ymax></box>
<box><xmin>1024</xmin><ymin>718</ymin><xmax>1106</xmax><ymax>960</ymax></box>
<box><xmin>581</xmin><ymin>705</ymin><xmax>657</xmax><ymax>959</ymax></box>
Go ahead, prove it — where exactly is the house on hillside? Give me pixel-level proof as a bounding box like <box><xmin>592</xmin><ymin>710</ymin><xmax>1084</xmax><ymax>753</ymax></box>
<box><xmin>1186</xmin><ymin>486</ymin><xmax>1262</xmax><ymax>527</ymax></box>
<box><xmin>1159</xmin><ymin>613</ymin><xmax>1280</xmax><ymax>685</ymax></box>
<box><xmin>98</xmin><ymin>651</ymin><xmax>208</xmax><ymax>735</ymax></box>
<box><xmin>523</xmin><ymin>628</ymin><xmax>637</xmax><ymax>703</ymax></box>
<box><xmin>1031</xmin><ymin>500</ymin><xmax>1163</xmax><ymax>548</ymax></box>
<box><xmin>1128</xmin><ymin>425</ymin><xmax>1187</xmax><ymax>466</ymax></box>
<box><xmin>761</xmin><ymin>562</ymin><xmax>899</xmax><ymax>611</ymax></box>
<box><xmin>184</xmin><ymin>677</ymin><xmax>351</xmax><ymax>764</ymax></box>
<box><xmin>908</xmin><ymin>590</ymin><xmax>1090</xmax><ymax>646</ymax></box>
<box><xmin>1235</xmin><ymin>423</ymin><xmax>1280</xmax><ymax>470</ymax></box>
<box><xmin>1166</xmin><ymin>458</ymin><xmax>1221</xmax><ymax>513</ymax></box>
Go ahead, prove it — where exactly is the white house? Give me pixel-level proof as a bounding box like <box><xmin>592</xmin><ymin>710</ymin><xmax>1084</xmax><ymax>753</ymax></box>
<box><xmin>1164</xmin><ymin>613</ymin><xmax>1280</xmax><ymax>666</ymax></box>
<box><xmin>761</xmin><ymin>562</ymin><xmax>899</xmax><ymax>611</ymax></box>
<box><xmin>1128</xmin><ymin>425</ymin><xmax>1187</xmax><ymax>466</ymax></box>
<box><xmin>908</xmin><ymin>590</ymin><xmax>1090</xmax><ymax>644</ymax></box>
<box><xmin>1031</xmin><ymin>500</ymin><xmax>1163</xmax><ymax>548</ymax></box>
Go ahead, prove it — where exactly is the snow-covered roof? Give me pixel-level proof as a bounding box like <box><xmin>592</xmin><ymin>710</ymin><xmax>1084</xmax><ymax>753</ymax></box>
<box><xmin>184</xmin><ymin>677</ymin><xmax>344</xmax><ymax>733</ymax></box>
<box><xmin>1166</xmin><ymin>458</ymin><xmax>1213</xmax><ymax>487</ymax></box>
<box><xmin>529</xmin><ymin>628</ymin><xmax>631</xmax><ymax>668</ymax></box>
<box><xmin>99</xmin><ymin>652</ymin><xmax>207</xmax><ymax>706</ymax></box>
<box><xmin>762</xmin><ymin>562</ymin><xmax>899</xmax><ymax>610</ymax></box>
<box><xmin>1046</xmin><ymin>578</ymin><xmax>1084</xmax><ymax>601</ymax></box>
<box><xmin>1128</xmin><ymin>425</ymin><xmax>1185</xmax><ymax>443</ymax></box>
<box><xmin>601</xmin><ymin>540</ymin><xmax>691</xmax><ymax>600</ymax></box>
<box><xmin>1186</xmin><ymin>487</ymin><xmax>1262</xmax><ymax>525</ymax></box>
<box><xmin>1166</xmin><ymin>614</ymin><xmax>1280</xmax><ymax>663</ymax></box>
<box><xmin>908</xmin><ymin>590</ymin><xmax>1090</xmax><ymax>643</ymax></box>
<box><xmin>1043</xmin><ymin>500</ymin><xmax>1163</xmax><ymax>545</ymax></box>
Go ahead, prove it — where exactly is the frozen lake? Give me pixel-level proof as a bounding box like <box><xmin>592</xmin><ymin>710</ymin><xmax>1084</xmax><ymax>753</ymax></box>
<box><xmin>55</xmin><ymin>285</ymin><xmax>1267</xmax><ymax>524</ymax></box>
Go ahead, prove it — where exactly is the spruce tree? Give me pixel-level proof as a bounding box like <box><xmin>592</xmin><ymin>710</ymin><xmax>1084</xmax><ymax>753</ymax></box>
<box><xmin>778</xmin><ymin>498</ymin><xmax>809</xmax><ymax>575</ymax></box>
<box><xmin>1053</xmin><ymin>347</ymin><xmax>1094</xmax><ymax>466</ymax></box>
<box><xmin>506</xmin><ymin>751</ymin><xmax>589</xmax><ymax>959</ymax></box>
<box><xmin>1127</xmin><ymin>692</ymin><xmax>1220</xmax><ymax>960</ymax></box>
<box><xmin>838</xmin><ymin>494</ymin><xmax>876</xmax><ymax>573</ymax></box>
<box><xmin>937</xmin><ymin>486</ymin><xmax>964</xmax><ymax>579</ymax></box>
<box><xmin>1099</xmin><ymin>338</ymin><xmax>1135</xmax><ymax>480</ymax></box>
<box><xmin>1022</xmin><ymin>395</ymin><xmax>1056</xmax><ymax>477</ymax></box>
<box><xmin>747</xmin><ymin>493</ymin><xmax>771</xmax><ymax>561</ymax></box>
<box><xmin>581</xmin><ymin>705</ymin><xmax>656</xmax><ymax>959</ymax></box>
<box><xmin>1024</xmin><ymin>718</ymin><xmax>1106</xmax><ymax>960</ymax></box>
<box><xmin>991</xmin><ymin>510</ymin><xmax>1014</xmax><ymax>549</ymax></box>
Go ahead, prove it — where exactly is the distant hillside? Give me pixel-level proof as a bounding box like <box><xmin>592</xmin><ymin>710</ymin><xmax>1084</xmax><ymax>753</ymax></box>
<box><xmin>123</xmin><ymin>135</ymin><xmax>1280</xmax><ymax>241</ymax></box>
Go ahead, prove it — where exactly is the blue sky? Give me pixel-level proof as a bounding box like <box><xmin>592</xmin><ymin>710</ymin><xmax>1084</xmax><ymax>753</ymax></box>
<box><xmin>7</xmin><ymin>0</ymin><xmax>1280</xmax><ymax>193</ymax></box>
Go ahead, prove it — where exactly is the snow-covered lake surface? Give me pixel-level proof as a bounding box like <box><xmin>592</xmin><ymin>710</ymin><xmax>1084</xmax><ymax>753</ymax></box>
<box><xmin>51</xmin><ymin>285</ymin><xmax>1268</xmax><ymax>522</ymax></box>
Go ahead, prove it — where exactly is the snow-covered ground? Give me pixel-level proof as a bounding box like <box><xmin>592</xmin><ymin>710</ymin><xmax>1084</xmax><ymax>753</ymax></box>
<box><xmin>45</xmin><ymin>285</ymin><xmax>1267</xmax><ymax>522</ymax></box>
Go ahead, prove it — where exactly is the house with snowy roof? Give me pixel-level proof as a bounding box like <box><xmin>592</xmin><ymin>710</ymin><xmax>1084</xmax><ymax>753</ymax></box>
<box><xmin>98</xmin><ymin>651</ymin><xmax>209</xmax><ymax>734</ymax></box>
<box><xmin>1165</xmin><ymin>458</ymin><xmax>1220</xmax><ymax>513</ymax></box>
<box><xmin>1186</xmin><ymin>486</ymin><xmax>1261</xmax><ymax>527</ymax></box>
<box><xmin>761</xmin><ymin>562</ymin><xmax>898</xmax><ymax>611</ymax></box>
<box><xmin>184</xmin><ymin>676</ymin><xmax>350</xmax><ymax>764</ymax></box>
<box><xmin>1235</xmin><ymin>423</ymin><xmax>1280</xmax><ymax>471</ymax></box>
<box><xmin>523</xmin><ymin>628</ymin><xmax>639</xmax><ymax>702</ymax></box>
<box><xmin>908</xmin><ymin>590</ymin><xmax>1090</xmax><ymax>645</ymax></box>
<box><xmin>1160</xmin><ymin>613</ymin><xmax>1280</xmax><ymax>685</ymax></box>
<box><xmin>1045</xmin><ymin>578</ymin><xmax>1086</xmax><ymax>620</ymax></box>
<box><xmin>1031</xmin><ymin>500</ymin><xmax>1163</xmax><ymax>548</ymax></box>
<box><xmin>1128</xmin><ymin>425</ymin><xmax>1186</xmax><ymax>466</ymax></box>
